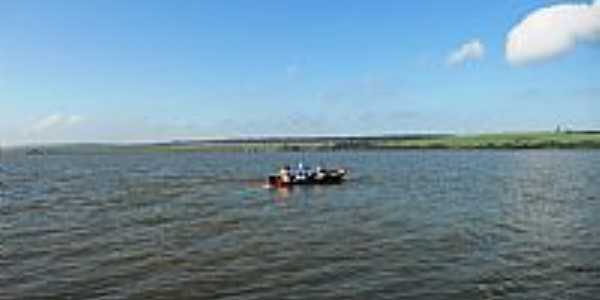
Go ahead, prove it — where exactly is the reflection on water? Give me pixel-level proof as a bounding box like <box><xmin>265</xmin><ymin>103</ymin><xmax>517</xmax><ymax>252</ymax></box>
<box><xmin>1</xmin><ymin>150</ymin><xmax>600</xmax><ymax>299</ymax></box>
<box><xmin>271</xmin><ymin>187</ymin><xmax>292</xmax><ymax>205</ymax></box>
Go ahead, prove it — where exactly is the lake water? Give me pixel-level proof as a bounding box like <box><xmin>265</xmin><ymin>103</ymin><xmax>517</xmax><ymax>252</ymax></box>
<box><xmin>1</xmin><ymin>150</ymin><xmax>600</xmax><ymax>299</ymax></box>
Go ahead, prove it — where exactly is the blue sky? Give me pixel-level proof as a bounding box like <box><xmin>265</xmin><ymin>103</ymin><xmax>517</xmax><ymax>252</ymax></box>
<box><xmin>1</xmin><ymin>0</ymin><xmax>599</xmax><ymax>144</ymax></box>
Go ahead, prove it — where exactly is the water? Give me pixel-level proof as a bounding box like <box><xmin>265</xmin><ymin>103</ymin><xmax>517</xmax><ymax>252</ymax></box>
<box><xmin>1</xmin><ymin>150</ymin><xmax>600</xmax><ymax>299</ymax></box>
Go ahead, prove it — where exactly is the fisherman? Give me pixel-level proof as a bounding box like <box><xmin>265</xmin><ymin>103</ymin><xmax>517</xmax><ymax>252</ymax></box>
<box><xmin>315</xmin><ymin>165</ymin><xmax>325</xmax><ymax>180</ymax></box>
<box><xmin>279</xmin><ymin>165</ymin><xmax>292</xmax><ymax>183</ymax></box>
<box><xmin>295</xmin><ymin>162</ymin><xmax>308</xmax><ymax>181</ymax></box>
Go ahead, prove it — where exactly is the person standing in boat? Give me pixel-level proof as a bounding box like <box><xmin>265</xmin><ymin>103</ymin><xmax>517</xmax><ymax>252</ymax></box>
<box><xmin>315</xmin><ymin>165</ymin><xmax>325</xmax><ymax>181</ymax></box>
<box><xmin>280</xmin><ymin>165</ymin><xmax>292</xmax><ymax>184</ymax></box>
<box><xmin>296</xmin><ymin>162</ymin><xmax>309</xmax><ymax>180</ymax></box>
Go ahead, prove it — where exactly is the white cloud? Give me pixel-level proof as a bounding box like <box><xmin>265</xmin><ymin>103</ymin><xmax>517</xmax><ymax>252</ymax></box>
<box><xmin>29</xmin><ymin>113</ymin><xmax>86</xmax><ymax>133</ymax></box>
<box><xmin>447</xmin><ymin>39</ymin><xmax>486</xmax><ymax>66</ymax></box>
<box><xmin>506</xmin><ymin>1</ymin><xmax>600</xmax><ymax>66</ymax></box>
<box><xmin>65</xmin><ymin>115</ymin><xmax>85</xmax><ymax>126</ymax></box>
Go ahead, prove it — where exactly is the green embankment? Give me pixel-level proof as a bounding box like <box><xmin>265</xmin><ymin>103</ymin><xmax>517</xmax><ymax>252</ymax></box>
<box><xmin>374</xmin><ymin>132</ymin><xmax>600</xmax><ymax>149</ymax></box>
<box><xmin>18</xmin><ymin>132</ymin><xmax>600</xmax><ymax>155</ymax></box>
<box><xmin>136</xmin><ymin>132</ymin><xmax>600</xmax><ymax>152</ymax></box>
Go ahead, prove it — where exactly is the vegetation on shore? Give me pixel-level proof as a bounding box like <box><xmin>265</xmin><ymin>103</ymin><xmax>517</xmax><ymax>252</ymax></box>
<box><xmin>374</xmin><ymin>132</ymin><xmax>600</xmax><ymax>150</ymax></box>
<box><xmin>13</xmin><ymin>131</ymin><xmax>600</xmax><ymax>155</ymax></box>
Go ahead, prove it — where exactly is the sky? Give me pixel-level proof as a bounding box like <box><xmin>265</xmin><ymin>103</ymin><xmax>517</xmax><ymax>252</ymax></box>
<box><xmin>1</xmin><ymin>0</ymin><xmax>599</xmax><ymax>145</ymax></box>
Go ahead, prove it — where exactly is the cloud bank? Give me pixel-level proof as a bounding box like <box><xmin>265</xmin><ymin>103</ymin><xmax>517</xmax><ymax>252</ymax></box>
<box><xmin>506</xmin><ymin>1</ymin><xmax>600</xmax><ymax>65</ymax></box>
<box><xmin>29</xmin><ymin>114</ymin><xmax>85</xmax><ymax>133</ymax></box>
<box><xmin>447</xmin><ymin>39</ymin><xmax>486</xmax><ymax>66</ymax></box>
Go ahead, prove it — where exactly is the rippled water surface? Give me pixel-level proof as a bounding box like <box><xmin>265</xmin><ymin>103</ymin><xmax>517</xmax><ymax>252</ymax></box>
<box><xmin>1</xmin><ymin>151</ymin><xmax>600</xmax><ymax>299</ymax></box>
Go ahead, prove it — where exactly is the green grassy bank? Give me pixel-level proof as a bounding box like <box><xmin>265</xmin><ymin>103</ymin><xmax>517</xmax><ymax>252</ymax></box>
<box><xmin>134</xmin><ymin>132</ymin><xmax>600</xmax><ymax>153</ymax></box>
<box><xmin>374</xmin><ymin>132</ymin><xmax>600</xmax><ymax>150</ymax></box>
<box><xmin>15</xmin><ymin>132</ymin><xmax>600</xmax><ymax>155</ymax></box>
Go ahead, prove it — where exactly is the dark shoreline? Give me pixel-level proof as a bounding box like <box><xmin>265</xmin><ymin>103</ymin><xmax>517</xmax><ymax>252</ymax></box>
<box><xmin>10</xmin><ymin>131</ymin><xmax>600</xmax><ymax>155</ymax></box>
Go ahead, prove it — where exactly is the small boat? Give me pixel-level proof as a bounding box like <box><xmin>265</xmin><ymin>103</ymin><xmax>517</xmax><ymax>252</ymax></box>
<box><xmin>26</xmin><ymin>148</ymin><xmax>46</xmax><ymax>156</ymax></box>
<box><xmin>267</xmin><ymin>163</ymin><xmax>347</xmax><ymax>187</ymax></box>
